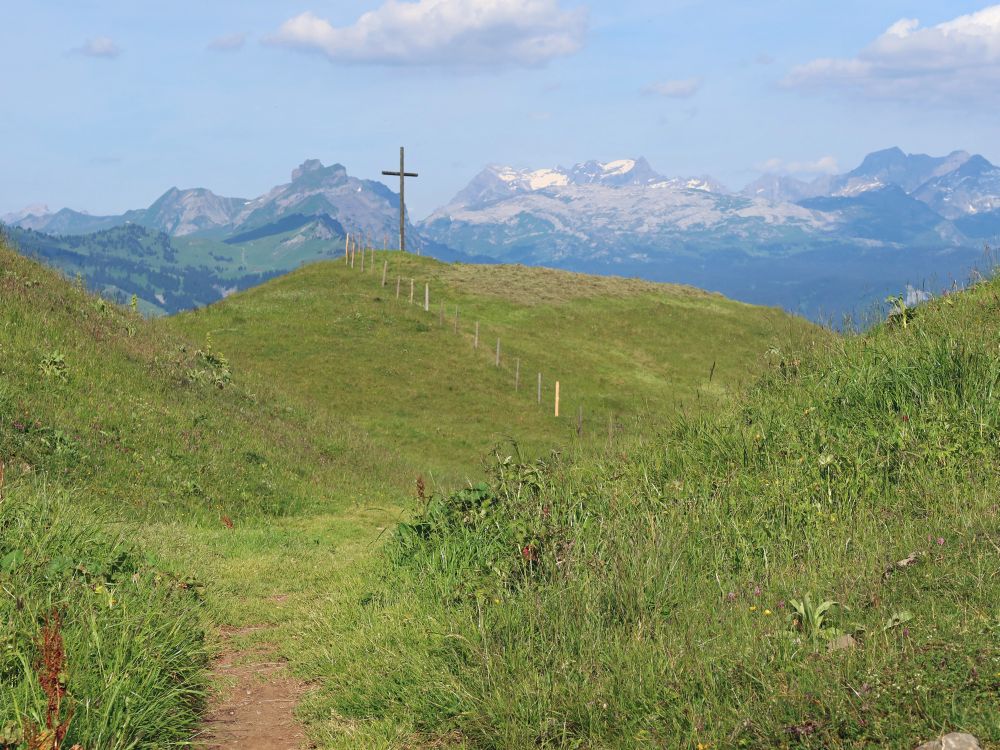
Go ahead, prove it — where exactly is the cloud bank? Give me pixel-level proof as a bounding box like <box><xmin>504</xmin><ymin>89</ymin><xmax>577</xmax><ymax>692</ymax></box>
<box><xmin>266</xmin><ymin>0</ymin><xmax>587</xmax><ymax>68</ymax></box>
<box><xmin>785</xmin><ymin>4</ymin><xmax>1000</xmax><ymax>104</ymax></box>
<box><xmin>75</xmin><ymin>37</ymin><xmax>121</xmax><ymax>58</ymax></box>
<box><xmin>643</xmin><ymin>77</ymin><xmax>703</xmax><ymax>98</ymax></box>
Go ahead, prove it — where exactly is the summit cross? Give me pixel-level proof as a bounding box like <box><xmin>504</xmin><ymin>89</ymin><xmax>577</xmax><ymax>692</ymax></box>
<box><xmin>381</xmin><ymin>146</ymin><xmax>418</xmax><ymax>253</ymax></box>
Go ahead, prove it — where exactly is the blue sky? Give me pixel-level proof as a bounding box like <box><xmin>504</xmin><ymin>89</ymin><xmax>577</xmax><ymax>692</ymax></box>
<box><xmin>2</xmin><ymin>0</ymin><xmax>998</xmax><ymax>218</ymax></box>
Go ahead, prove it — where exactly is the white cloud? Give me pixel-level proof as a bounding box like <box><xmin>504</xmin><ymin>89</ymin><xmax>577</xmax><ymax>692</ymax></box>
<box><xmin>266</xmin><ymin>0</ymin><xmax>587</xmax><ymax>68</ymax></box>
<box><xmin>208</xmin><ymin>33</ymin><xmax>246</xmax><ymax>52</ymax></box>
<box><xmin>643</xmin><ymin>77</ymin><xmax>703</xmax><ymax>98</ymax></box>
<box><xmin>75</xmin><ymin>36</ymin><xmax>121</xmax><ymax>59</ymax></box>
<box><xmin>757</xmin><ymin>156</ymin><xmax>840</xmax><ymax>176</ymax></box>
<box><xmin>785</xmin><ymin>5</ymin><xmax>1000</xmax><ymax>104</ymax></box>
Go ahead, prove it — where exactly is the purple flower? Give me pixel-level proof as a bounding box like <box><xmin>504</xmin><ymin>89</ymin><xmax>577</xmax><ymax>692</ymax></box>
<box><xmin>726</xmin><ymin>591</ymin><xmax>737</xmax><ymax>602</ymax></box>
<box><xmin>902</xmin><ymin>626</ymin><xmax>910</xmax><ymax>638</ymax></box>
<box><xmin>753</xmin><ymin>586</ymin><xmax>762</xmax><ymax>597</ymax></box>
<box><xmin>777</xmin><ymin>600</ymin><xmax>786</xmax><ymax>610</ymax></box>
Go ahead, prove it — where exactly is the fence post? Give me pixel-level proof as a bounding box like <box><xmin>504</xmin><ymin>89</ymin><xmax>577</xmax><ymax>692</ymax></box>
<box><xmin>345</xmin><ymin>234</ymin><xmax>350</xmax><ymax>264</ymax></box>
<box><xmin>382</xmin><ymin>261</ymin><xmax>388</xmax><ymax>286</ymax></box>
<box><xmin>454</xmin><ymin>306</ymin><xmax>459</xmax><ymax>333</ymax></box>
<box><xmin>396</xmin><ymin>276</ymin><xmax>401</xmax><ymax>300</ymax></box>
<box><xmin>537</xmin><ymin>372</ymin><xmax>541</xmax><ymax>404</ymax></box>
<box><xmin>515</xmin><ymin>358</ymin><xmax>520</xmax><ymax>390</ymax></box>
<box><xmin>555</xmin><ymin>381</ymin><xmax>560</xmax><ymax>417</ymax></box>
<box><xmin>360</xmin><ymin>244</ymin><xmax>365</xmax><ymax>272</ymax></box>
<box><xmin>350</xmin><ymin>239</ymin><xmax>355</xmax><ymax>268</ymax></box>
<box><xmin>495</xmin><ymin>338</ymin><xmax>500</xmax><ymax>367</ymax></box>
<box><xmin>424</xmin><ymin>283</ymin><xmax>429</xmax><ymax>312</ymax></box>
<box><xmin>474</xmin><ymin>322</ymin><xmax>479</xmax><ymax>349</ymax></box>
<box><xmin>410</xmin><ymin>279</ymin><xmax>414</xmax><ymax>304</ymax></box>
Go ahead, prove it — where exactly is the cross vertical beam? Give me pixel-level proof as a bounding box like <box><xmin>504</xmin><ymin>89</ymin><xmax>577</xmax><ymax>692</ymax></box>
<box><xmin>382</xmin><ymin>146</ymin><xmax>418</xmax><ymax>253</ymax></box>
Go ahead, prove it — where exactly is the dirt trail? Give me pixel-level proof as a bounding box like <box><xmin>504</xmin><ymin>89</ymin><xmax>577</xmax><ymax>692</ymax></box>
<box><xmin>199</xmin><ymin>627</ymin><xmax>310</xmax><ymax>750</ymax></box>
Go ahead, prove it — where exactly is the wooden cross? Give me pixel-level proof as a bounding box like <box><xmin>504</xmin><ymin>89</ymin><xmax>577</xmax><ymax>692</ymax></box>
<box><xmin>382</xmin><ymin>146</ymin><xmax>418</xmax><ymax>253</ymax></box>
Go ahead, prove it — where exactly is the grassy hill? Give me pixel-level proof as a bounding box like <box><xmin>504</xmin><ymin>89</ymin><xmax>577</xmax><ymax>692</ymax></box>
<box><xmin>170</xmin><ymin>251</ymin><xmax>819</xmax><ymax>484</ymax></box>
<box><xmin>5</xmin><ymin>225</ymin><xmax>997</xmax><ymax>749</ymax></box>
<box><xmin>0</xmin><ymin>239</ymin><xmax>818</xmax><ymax>747</ymax></box>
<box><xmin>323</xmin><ymin>273</ymin><xmax>1000</xmax><ymax>747</ymax></box>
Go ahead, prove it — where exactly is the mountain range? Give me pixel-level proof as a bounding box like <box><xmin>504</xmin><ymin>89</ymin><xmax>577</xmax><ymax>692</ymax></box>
<box><xmin>4</xmin><ymin>147</ymin><xmax>999</xmax><ymax>321</ymax></box>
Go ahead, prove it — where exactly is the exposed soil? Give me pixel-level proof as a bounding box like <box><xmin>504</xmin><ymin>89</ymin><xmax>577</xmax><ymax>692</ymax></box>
<box><xmin>199</xmin><ymin>627</ymin><xmax>310</xmax><ymax>750</ymax></box>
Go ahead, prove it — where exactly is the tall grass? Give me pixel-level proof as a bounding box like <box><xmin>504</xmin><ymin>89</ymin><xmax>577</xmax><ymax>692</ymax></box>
<box><xmin>310</xmin><ymin>278</ymin><xmax>1000</xmax><ymax>747</ymax></box>
<box><xmin>0</xmin><ymin>478</ymin><xmax>206</xmax><ymax>748</ymax></box>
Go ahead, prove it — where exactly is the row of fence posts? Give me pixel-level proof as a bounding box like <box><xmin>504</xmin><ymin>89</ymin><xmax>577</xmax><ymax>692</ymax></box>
<box><xmin>342</xmin><ymin>231</ymin><xmax>619</xmax><ymax>440</ymax></box>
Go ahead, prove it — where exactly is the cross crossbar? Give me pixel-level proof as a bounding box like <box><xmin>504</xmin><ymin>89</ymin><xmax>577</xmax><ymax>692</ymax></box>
<box><xmin>381</xmin><ymin>146</ymin><xmax>419</xmax><ymax>253</ymax></box>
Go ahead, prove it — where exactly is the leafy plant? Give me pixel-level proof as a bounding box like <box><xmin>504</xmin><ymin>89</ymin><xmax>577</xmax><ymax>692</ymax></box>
<box><xmin>38</xmin><ymin>353</ymin><xmax>67</xmax><ymax>382</ymax></box>
<box><xmin>885</xmin><ymin>294</ymin><xmax>917</xmax><ymax>328</ymax></box>
<box><xmin>788</xmin><ymin>595</ymin><xmax>840</xmax><ymax>641</ymax></box>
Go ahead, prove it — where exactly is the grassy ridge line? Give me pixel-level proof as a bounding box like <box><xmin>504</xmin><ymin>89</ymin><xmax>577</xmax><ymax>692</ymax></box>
<box><xmin>172</xmin><ymin>251</ymin><xmax>822</xmax><ymax>486</ymax></box>
<box><xmin>301</xmin><ymin>275</ymin><xmax>1000</xmax><ymax>747</ymax></box>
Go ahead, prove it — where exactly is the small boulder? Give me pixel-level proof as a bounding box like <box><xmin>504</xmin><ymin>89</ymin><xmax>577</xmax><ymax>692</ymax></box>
<box><xmin>826</xmin><ymin>634</ymin><xmax>857</xmax><ymax>653</ymax></box>
<box><xmin>915</xmin><ymin>732</ymin><xmax>981</xmax><ymax>750</ymax></box>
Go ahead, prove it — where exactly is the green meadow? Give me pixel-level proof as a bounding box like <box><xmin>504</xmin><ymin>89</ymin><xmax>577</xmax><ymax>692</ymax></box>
<box><xmin>1</xmin><ymin>238</ymin><xmax>996</xmax><ymax>749</ymax></box>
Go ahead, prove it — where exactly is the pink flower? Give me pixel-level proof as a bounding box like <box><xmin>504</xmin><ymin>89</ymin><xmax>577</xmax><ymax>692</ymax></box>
<box><xmin>726</xmin><ymin>591</ymin><xmax>737</xmax><ymax>602</ymax></box>
<box><xmin>753</xmin><ymin>586</ymin><xmax>762</xmax><ymax>597</ymax></box>
<box><xmin>936</xmin><ymin>537</ymin><xmax>945</xmax><ymax>546</ymax></box>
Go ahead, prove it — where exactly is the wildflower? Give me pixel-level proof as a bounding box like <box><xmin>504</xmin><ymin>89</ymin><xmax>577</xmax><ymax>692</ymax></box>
<box><xmin>902</xmin><ymin>414</ymin><xmax>910</xmax><ymax>423</ymax></box>
<box><xmin>749</xmin><ymin>605</ymin><xmax>758</xmax><ymax>612</ymax></box>
<box><xmin>936</xmin><ymin>537</ymin><xmax>945</xmax><ymax>546</ymax></box>
<box><xmin>764</xmin><ymin>609</ymin><xmax>773</xmax><ymax>616</ymax></box>
<box><xmin>726</xmin><ymin>591</ymin><xmax>737</xmax><ymax>602</ymax></box>
<box><xmin>777</xmin><ymin>600</ymin><xmax>785</xmax><ymax>610</ymax></box>
<box><xmin>753</xmin><ymin>585</ymin><xmax>762</xmax><ymax>597</ymax></box>
<box><xmin>902</xmin><ymin>627</ymin><xmax>910</xmax><ymax>638</ymax></box>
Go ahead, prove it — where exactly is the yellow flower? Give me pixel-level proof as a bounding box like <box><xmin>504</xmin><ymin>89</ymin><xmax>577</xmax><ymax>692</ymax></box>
<box><xmin>764</xmin><ymin>609</ymin><xmax>772</xmax><ymax>616</ymax></box>
<box><xmin>749</xmin><ymin>605</ymin><xmax>758</xmax><ymax>612</ymax></box>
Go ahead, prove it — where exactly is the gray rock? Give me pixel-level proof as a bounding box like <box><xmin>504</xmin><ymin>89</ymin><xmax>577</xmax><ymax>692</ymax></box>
<box><xmin>915</xmin><ymin>732</ymin><xmax>981</xmax><ymax>750</ymax></box>
<box><xmin>826</xmin><ymin>634</ymin><xmax>857</xmax><ymax>652</ymax></box>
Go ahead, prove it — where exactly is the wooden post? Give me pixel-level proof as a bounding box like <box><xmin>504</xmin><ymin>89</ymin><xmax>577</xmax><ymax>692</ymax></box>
<box><xmin>382</xmin><ymin>260</ymin><xmax>388</xmax><ymax>286</ymax></box>
<box><xmin>424</xmin><ymin>283</ymin><xmax>429</xmax><ymax>312</ymax></box>
<box><xmin>350</xmin><ymin>239</ymin><xmax>355</xmax><ymax>268</ymax></box>
<box><xmin>474</xmin><ymin>322</ymin><xmax>479</xmax><ymax>349</ymax></box>
<box><xmin>537</xmin><ymin>372</ymin><xmax>542</xmax><ymax>404</ymax></box>
<box><xmin>495</xmin><ymin>338</ymin><xmax>500</xmax><ymax>367</ymax></box>
<box><xmin>454</xmin><ymin>306</ymin><xmax>459</xmax><ymax>333</ymax></box>
<box><xmin>409</xmin><ymin>278</ymin><xmax>415</xmax><ymax>304</ymax></box>
<box><xmin>345</xmin><ymin>233</ymin><xmax>350</xmax><ymax>264</ymax></box>
<box><xmin>396</xmin><ymin>276</ymin><xmax>401</xmax><ymax>300</ymax></box>
<box><xmin>555</xmin><ymin>381</ymin><xmax>560</xmax><ymax>417</ymax></box>
<box><xmin>360</xmin><ymin>244</ymin><xmax>365</xmax><ymax>272</ymax></box>
<box><xmin>608</xmin><ymin>412</ymin><xmax>614</xmax><ymax>441</ymax></box>
<box><xmin>515</xmin><ymin>358</ymin><xmax>520</xmax><ymax>390</ymax></box>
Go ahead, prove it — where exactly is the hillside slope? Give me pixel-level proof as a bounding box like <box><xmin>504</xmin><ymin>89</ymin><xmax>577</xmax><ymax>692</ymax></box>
<box><xmin>1</xmin><ymin>240</ymin><xmax>820</xmax><ymax>747</ymax></box>
<box><xmin>169</xmin><ymin>252</ymin><xmax>822</xmax><ymax>483</ymax></box>
<box><xmin>313</xmin><ymin>270</ymin><xmax>1000</xmax><ymax>747</ymax></box>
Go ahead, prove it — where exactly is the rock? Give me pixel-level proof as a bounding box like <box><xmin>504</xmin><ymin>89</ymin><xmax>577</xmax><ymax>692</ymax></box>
<box><xmin>942</xmin><ymin>734</ymin><xmax>981</xmax><ymax>750</ymax></box>
<box><xmin>826</xmin><ymin>634</ymin><xmax>857</xmax><ymax>652</ymax></box>
<box><xmin>914</xmin><ymin>732</ymin><xmax>981</xmax><ymax>750</ymax></box>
